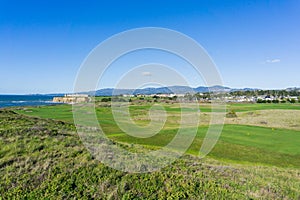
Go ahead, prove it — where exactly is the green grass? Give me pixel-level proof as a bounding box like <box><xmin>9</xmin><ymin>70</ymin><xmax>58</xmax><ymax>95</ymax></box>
<box><xmin>109</xmin><ymin>124</ymin><xmax>300</xmax><ymax>168</ymax></box>
<box><xmin>15</xmin><ymin>102</ymin><xmax>300</xmax><ymax>122</ymax></box>
<box><xmin>227</xmin><ymin>103</ymin><xmax>300</xmax><ymax>112</ymax></box>
<box><xmin>0</xmin><ymin>110</ymin><xmax>299</xmax><ymax>199</ymax></box>
<box><xmin>16</xmin><ymin>104</ymin><xmax>74</xmax><ymax>123</ymax></box>
<box><xmin>217</xmin><ymin>125</ymin><xmax>300</xmax><ymax>155</ymax></box>
<box><xmin>14</xmin><ymin>103</ymin><xmax>300</xmax><ymax>168</ymax></box>
<box><xmin>7</xmin><ymin>102</ymin><xmax>300</xmax><ymax>198</ymax></box>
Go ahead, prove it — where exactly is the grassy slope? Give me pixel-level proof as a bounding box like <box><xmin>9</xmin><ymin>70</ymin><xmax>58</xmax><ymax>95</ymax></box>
<box><xmin>0</xmin><ymin>110</ymin><xmax>299</xmax><ymax>199</ymax></box>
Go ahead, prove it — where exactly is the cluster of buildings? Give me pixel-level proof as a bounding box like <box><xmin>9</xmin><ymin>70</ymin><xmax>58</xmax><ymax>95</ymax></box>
<box><xmin>124</xmin><ymin>93</ymin><xmax>300</xmax><ymax>103</ymax></box>
<box><xmin>223</xmin><ymin>95</ymin><xmax>299</xmax><ymax>103</ymax></box>
<box><xmin>223</xmin><ymin>96</ymin><xmax>256</xmax><ymax>103</ymax></box>
<box><xmin>122</xmin><ymin>93</ymin><xmax>186</xmax><ymax>98</ymax></box>
<box><xmin>53</xmin><ymin>94</ymin><xmax>91</xmax><ymax>104</ymax></box>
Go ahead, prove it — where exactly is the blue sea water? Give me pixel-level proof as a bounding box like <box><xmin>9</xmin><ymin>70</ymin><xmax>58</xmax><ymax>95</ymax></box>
<box><xmin>0</xmin><ymin>95</ymin><xmax>63</xmax><ymax>108</ymax></box>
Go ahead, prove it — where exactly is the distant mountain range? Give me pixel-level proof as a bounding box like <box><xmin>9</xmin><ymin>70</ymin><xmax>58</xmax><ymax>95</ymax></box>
<box><xmin>24</xmin><ymin>86</ymin><xmax>299</xmax><ymax>96</ymax></box>
<box><xmin>83</xmin><ymin>85</ymin><xmax>261</xmax><ymax>96</ymax></box>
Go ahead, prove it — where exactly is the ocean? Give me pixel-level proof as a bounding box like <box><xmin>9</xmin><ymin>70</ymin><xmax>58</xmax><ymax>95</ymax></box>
<box><xmin>0</xmin><ymin>95</ymin><xmax>63</xmax><ymax>108</ymax></box>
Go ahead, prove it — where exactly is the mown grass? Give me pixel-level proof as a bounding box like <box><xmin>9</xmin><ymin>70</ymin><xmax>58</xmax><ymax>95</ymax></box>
<box><xmin>17</xmin><ymin>104</ymin><xmax>74</xmax><ymax>123</ymax></box>
<box><xmin>227</xmin><ymin>103</ymin><xmax>300</xmax><ymax>112</ymax></box>
<box><xmin>110</xmin><ymin>124</ymin><xmax>300</xmax><ymax>168</ymax></box>
<box><xmin>0</xmin><ymin>110</ymin><xmax>299</xmax><ymax>199</ymax></box>
<box><xmin>15</xmin><ymin>102</ymin><xmax>300</xmax><ymax>121</ymax></box>
<box><xmin>14</xmin><ymin>103</ymin><xmax>300</xmax><ymax>168</ymax></box>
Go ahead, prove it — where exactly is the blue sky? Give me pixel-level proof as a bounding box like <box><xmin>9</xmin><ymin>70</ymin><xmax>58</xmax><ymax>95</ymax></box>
<box><xmin>0</xmin><ymin>0</ymin><xmax>299</xmax><ymax>94</ymax></box>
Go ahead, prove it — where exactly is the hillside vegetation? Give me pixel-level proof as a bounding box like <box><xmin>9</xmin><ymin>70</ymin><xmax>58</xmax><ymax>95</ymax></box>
<box><xmin>1</xmin><ymin>102</ymin><xmax>300</xmax><ymax>199</ymax></box>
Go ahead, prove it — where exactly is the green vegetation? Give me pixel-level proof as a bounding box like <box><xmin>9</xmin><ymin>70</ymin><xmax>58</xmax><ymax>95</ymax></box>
<box><xmin>229</xmin><ymin>88</ymin><xmax>300</xmax><ymax>97</ymax></box>
<box><xmin>15</xmin><ymin>101</ymin><xmax>300</xmax><ymax>119</ymax></box>
<box><xmin>14</xmin><ymin>103</ymin><xmax>300</xmax><ymax>168</ymax></box>
<box><xmin>110</xmin><ymin>125</ymin><xmax>300</xmax><ymax>168</ymax></box>
<box><xmin>1</xmin><ymin>101</ymin><xmax>300</xmax><ymax>199</ymax></box>
<box><xmin>257</xmin><ymin>98</ymin><xmax>297</xmax><ymax>104</ymax></box>
<box><xmin>226</xmin><ymin>103</ymin><xmax>300</xmax><ymax>112</ymax></box>
<box><xmin>17</xmin><ymin>105</ymin><xmax>74</xmax><ymax>123</ymax></box>
<box><xmin>226</xmin><ymin>110</ymin><xmax>237</xmax><ymax>118</ymax></box>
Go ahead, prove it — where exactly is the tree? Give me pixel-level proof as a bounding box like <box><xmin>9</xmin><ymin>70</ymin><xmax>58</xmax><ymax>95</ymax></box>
<box><xmin>101</xmin><ymin>97</ymin><xmax>111</xmax><ymax>102</ymax></box>
<box><xmin>257</xmin><ymin>99</ymin><xmax>264</xmax><ymax>103</ymax></box>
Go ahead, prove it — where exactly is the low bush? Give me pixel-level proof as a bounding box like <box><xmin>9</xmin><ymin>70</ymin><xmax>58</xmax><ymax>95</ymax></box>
<box><xmin>226</xmin><ymin>110</ymin><xmax>237</xmax><ymax>118</ymax></box>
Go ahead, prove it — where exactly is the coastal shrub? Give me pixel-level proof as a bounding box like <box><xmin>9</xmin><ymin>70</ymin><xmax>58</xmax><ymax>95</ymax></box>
<box><xmin>257</xmin><ymin>99</ymin><xmax>263</xmax><ymax>103</ymax></box>
<box><xmin>257</xmin><ymin>99</ymin><xmax>267</xmax><ymax>103</ymax></box>
<box><xmin>101</xmin><ymin>97</ymin><xmax>111</xmax><ymax>102</ymax></box>
<box><xmin>226</xmin><ymin>110</ymin><xmax>237</xmax><ymax>118</ymax></box>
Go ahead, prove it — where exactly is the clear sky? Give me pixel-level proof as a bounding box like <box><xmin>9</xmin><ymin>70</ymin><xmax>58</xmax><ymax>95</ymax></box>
<box><xmin>1</xmin><ymin>0</ymin><xmax>299</xmax><ymax>94</ymax></box>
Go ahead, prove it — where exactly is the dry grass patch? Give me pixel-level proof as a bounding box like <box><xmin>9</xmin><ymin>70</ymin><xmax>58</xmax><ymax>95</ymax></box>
<box><xmin>225</xmin><ymin>110</ymin><xmax>300</xmax><ymax>130</ymax></box>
